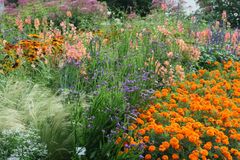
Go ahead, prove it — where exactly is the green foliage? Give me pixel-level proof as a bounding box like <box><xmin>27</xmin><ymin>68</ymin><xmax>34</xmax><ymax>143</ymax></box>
<box><xmin>80</xmin><ymin>88</ymin><xmax>126</xmax><ymax>159</ymax></box>
<box><xmin>0</xmin><ymin>129</ymin><xmax>48</xmax><ymax>160</ymax></box>
<box><xmin>196</xmin><ymin>0</ymin><xmax>240</xmax><ymax>28</ymax></box>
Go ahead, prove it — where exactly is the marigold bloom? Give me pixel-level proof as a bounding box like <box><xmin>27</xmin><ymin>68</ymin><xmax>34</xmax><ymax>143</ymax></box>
<box><xmin>145</xmin><ymin>154</ymin><xmax>152</xmax><ymax>160</ymax></box>
<box><xmin>159</xmin><ymin>145</ymin><xmax>166</xmax><ymax>152</ymax></box>
<box><xmin>148</xmin><ymin>145</ymin><xmax>156</xmax><ymax>152</ymax></box>
<box><xmin>189</xmin><ymin>153</ymin><xmax>198</xmax><ymax>160</ymax></box>
<box><xmin>115</xmin><ymin>137</ymin><xmax>121</xmax><ymax>144</ymax></box>
<box><xmin>172</xmin><ymin>153</ymin><xmax>179</xmax><ymax>160</ymax></box>
<box><xmin>170</xmin><ymin>137</ymin><xmax>179</xmax><ymax>147</ymax></box>
<box><xmin>115</xmin><ymin>61</ymin><xmax>240</xmax><ymax>160</ymax></box>
<box><xmin>176</xmin><ymin>134</ymin><xmax>184</xmax><ymax>140</ymax></box>
<box><xmin>136</xmin><ymin>118</ymin><xmax>144</xmax><ymax>125</ymax></box>
<box><xmin>154</xmin><ymin>90</ymin><xmax>161</xmax><ymax>98</ymax></box>
<box><xmin>203</xmin><ymin>142</ymin><xmax>212</xmax><ymax>150</ymax></box>
<box><xmin>162</xmin><ymin>141</ymin><xmax>170</xmax><ymax>149</ymax></box>
<box><xmin>143</xmin><ymin>136</ymin><xmax>150</xmax><ymax>143</ymax></box>
<box><xmin>200</xmin><ymin>149</ymin><xmax>208</xmax><ymax>156</ymax></box>
<box><xmin>206</xmin><ymin>129</ymin><xmax>215</xmax><ymax>136</ymax></box>
<box><xmin>213</xmin><ymin>154</ymin><xmax>219</xmax><ymax>158</ymax></box>
<box><xmin>162</xmin><ymin>155</ymin><xmax>169</xmax><ymax>160</ymax></box>
<box><xmin>138</xmin><ymin>129</ymin><xmax>146</xmax><ymax>135</ymax></box>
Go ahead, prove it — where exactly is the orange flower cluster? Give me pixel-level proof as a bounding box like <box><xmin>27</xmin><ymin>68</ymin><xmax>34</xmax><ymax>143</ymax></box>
<box><xmin>116</xmin><ymin>61</ymin><xmax>240</xmax><ymax>160</ymax></box>
<box><xmin>1</xmin><ymin>34</ymin><xmax>64</xmax><ymax>73</ymax></box>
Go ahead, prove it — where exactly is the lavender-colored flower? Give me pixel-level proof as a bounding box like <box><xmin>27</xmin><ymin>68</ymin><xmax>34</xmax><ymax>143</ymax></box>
<box><xmin>139</xmin><ymin>155</ymin><xmax>144</xmax><ymax>159</ymax></box>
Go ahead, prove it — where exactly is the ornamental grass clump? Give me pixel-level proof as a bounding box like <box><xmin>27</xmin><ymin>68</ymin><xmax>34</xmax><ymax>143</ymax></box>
<box><xmin>116</xmin><ymin>61</ymin><xmax>240</xmax><ymax>160</ymax></box>
<box><xmin>0</xmin><ymin>78</ymin><xmax>73</xmax><ymax>159</ymax></box>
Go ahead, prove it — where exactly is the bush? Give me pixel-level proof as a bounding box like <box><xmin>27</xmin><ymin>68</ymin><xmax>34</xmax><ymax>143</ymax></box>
<box><xmin>196</xmin><ymin>0</ymin><xmax>240</xmax><ymax>28</ymax></box>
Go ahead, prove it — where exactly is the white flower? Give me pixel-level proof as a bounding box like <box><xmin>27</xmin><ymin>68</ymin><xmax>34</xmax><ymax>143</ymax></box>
<box><xmin>76</xmin><ymin>147</ymin><xmax>86</xmax><ymax>157</ymax></box>
<box><xmin>107</xmin><ymin>11</ymin><xmax>111</xmax><ymax>16</ymax></box>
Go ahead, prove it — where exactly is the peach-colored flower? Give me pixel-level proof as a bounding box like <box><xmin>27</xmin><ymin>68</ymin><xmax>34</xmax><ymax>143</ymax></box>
<box><xmin>34</xmin><ymin>18</ymin><xmax>40</xmax><ymax>30</ymax></box>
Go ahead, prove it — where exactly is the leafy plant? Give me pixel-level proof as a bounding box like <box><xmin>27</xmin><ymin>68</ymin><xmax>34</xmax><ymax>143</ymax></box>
<box><xmin>0</xmin><ymin>129</ymin><xmax>48</xmax><ymax>160</ymax></box>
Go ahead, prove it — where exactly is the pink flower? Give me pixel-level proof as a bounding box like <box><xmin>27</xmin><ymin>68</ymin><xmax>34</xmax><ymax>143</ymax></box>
<box><xmin>157</xmin><ymin>26</ymin><xmax>171</xmax><ymax>36</ymax></box>
<box><xmin>161</xmin><ymin>3</ymin><xmax>167</xmax><ymax>11</ymax></box>
<box><xmin>177</xmin><ymin>21</ymin><xmax>184</xmax><ymax>33</ymax></box>
<box><xmin>167</xmin><ymin>52</ymin><xmax>173</xmax><ymax>58</ymax></box>
<box><xmin>16</xmin><ymin>16</ymin><xmax>23</xmax><ymax>32</ymax></box>
<box><xmin>231</xmin><ymin>31</ymin><xmax>239</xmax><ymax>45</ymax></box>
<box><xmin>60</xmin><ymin>21</ymin><xmax>66</xmax><ymax>31</ymax></box>
<box><xmin>64</xmin><ymin>40</ymin><xmax>89</xmax><ymax>61</ymax></box>
<box><xmin>224</xmin><ymin>32</ymin><xmax>231</xmax><ymax>42</ymax></box>
<box><xmin>164</xmin><ymin>61</ymin><xmax>169</xmax><ymax>66</ymax></box>
<box><xmin>24</xmin><ymin>16</ymin><xmax>31</xmax><ymax>25</ymax></box>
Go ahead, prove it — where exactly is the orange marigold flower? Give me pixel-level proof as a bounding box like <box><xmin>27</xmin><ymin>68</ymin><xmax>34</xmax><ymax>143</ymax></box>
<box><xmin>172</xmin><ymin>153</ymin><xmax>179</xmax><ymax>160</ymax></box>
<box><xmin>215</xmin><ymin>136</ymin><xmax>221</xmax><ymax>143</ymax></box>
<box><xmin>136</xmin><ymin>118</ymin><xmax>144</xmax><ymax>125</ymax></box>
<box><xmin>206</xmin><ymin>129</ymin><xmax>215</xmax><ymax>136</ymax></box>
<box><xmin>222</xmin><ymin>138</ymin><xmax>229</xmax><ymax>145</ymax></box>
<box><xmin>213</xmin><ymin>154</ymin><xmax>219</xmax><ymax>158</ymax></box>
<box><xmin>115</xmin><ymin>137</ymin><xmax>122</xmax><ymax>144</ymax></box>
<box><xmin>189</xmin><ymin>153</ymin><xmax>198</xmax><ymax>160</ymax></box>
<box><xmin>159</xmin><ymin>145</ymin><xmax>166</xmax><ymax>152</ymax></box>
<box><xmin>200</xmin><ymin>149</ymin><xmax>208</xmax><ymax>156</ymax></box>
<box><xmin>203</xmin><ymin>142</ymin><xmax>212</xmax><ymax>150</ymax></box>
<box><xmin>162</xmin><ymin>141</ymin><xmax>170</xmax><ymax>149</ymax></box>
<box><xmin>145</xmin><ymin>154</ymin><xmax>152</xmax><ymax>160</ymax></box>
<box><xmin>154</xmin><ymin>91</ymin><xmax>161</xmax><ymax>98</ymax></box>
<box><xmin>138</xmin><ymin>129</ymin><xmax>146</xmax><ymax>135</ymax></box>
<box><xmin>170</xmin><ymin>137</ymin><xmax>179</xmax><ymax>147</ymax></box>
<box><xmin>176</xmin><ymin>133</ymin><xmax>184</xmax><ymax>140</ymax></box>
<box><xmin>154</xmin><ymin>125</ymin><xmax>164</xmax><ymax>134</ymax></box>
<box><xmin>230</xmin><ymin>148</ymin><xmax>238</xmax><ymax>154</ymax></box>
<box><xmin>147</xmin><ymin>145</ymin><xmax>155</xmax><ymax>152</ymax></box>
<box><xmin>128</xmin><ymin>123</ymin><xmax>137</xmax><ymax>130</ymax></box>
<box><xmin>143</xmin><ymin>136</ymin><xmax>150</xmax><ymax>143</ymax></box>
<box><xmin>162</xmin><ymin>155</ymin><xmax>169</xmax><ymax>160</ymax></box>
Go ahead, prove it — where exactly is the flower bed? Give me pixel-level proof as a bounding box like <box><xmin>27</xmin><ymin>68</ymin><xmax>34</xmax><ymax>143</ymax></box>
<box><xmin>116</xmin><ymin>61</ymin><xmax>240</xmax><ymax>160</ymax></box>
